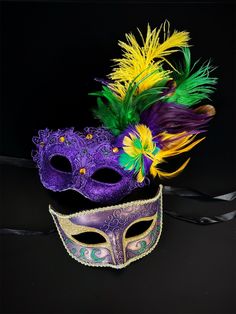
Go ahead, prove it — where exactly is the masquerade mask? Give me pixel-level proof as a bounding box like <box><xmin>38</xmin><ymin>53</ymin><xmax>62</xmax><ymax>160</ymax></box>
<box><xmin>33</xmin><ymin>21</ymin><xmax>217</xmax><ymax>267</ymax></box>
<box><xmin>32</xmin><ymin>127</ymin><xmax>145</xmax><ymax>203</ymax></box>
<box><xmin>49</xmin><ymin>185</ymin><xmax>162</xmax><ymax>268</ymax></box>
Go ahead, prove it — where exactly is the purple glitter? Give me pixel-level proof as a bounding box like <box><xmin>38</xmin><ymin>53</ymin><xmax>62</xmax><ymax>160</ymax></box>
<box><xmin>32</xmin><ymin>127</ymin><xmax>145</xmax><ymax>203</ymax></box>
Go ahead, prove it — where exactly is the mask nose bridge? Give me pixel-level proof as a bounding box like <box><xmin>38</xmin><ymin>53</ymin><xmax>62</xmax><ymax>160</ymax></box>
<box><xmin>72</xmin><ymin>145</ymin><xmax>91</xmax><ymax>189</ymax></box>
<box><xmin>108</xmin><ymin>230</ymin><xmax>126</xmax><ymax>266</ymax></box>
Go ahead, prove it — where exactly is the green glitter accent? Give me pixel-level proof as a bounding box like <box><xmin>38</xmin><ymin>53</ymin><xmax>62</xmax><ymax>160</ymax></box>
<box><xmin>70</xmin><ymin>247</ymin><xmax>77</xmax><ymax>255</ymax></box>
<box><xmin>64</xmin><ymin>238</ymin><xmax>73</xmax><ymax>245</ymax></box>
<box><xmin>91</xmin><ymin>249</ymin><xmax>106</xmax><ymax>263</ymax></box>
<box><xmin>133</xmin><ymin>138</ymin><xmax>142</xmax><ymax>149</ymax></box>
<box><xmin>133</xmin><ymin>241</ymin><xmax>147</xmax><ymax>255</ymax></box>
<box><xmin>78</xmin><ymin>247</ymin><xmax>87</xmax><ymax>260</ymax></box>
<box><xmin>77</xmin><ymin>247</ymin><xmax>106</xmax><ymax>263</ymax></box>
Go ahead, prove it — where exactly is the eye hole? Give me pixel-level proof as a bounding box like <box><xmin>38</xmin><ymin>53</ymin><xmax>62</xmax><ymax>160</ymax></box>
<box><xmin>91</xmin><ymin>168</ymin><xmax>122</xmax><ymax>183</ymax></box>
<box><xmin>72</xmin><ymin>232</ymin><xmax>106</xmax><ymax>245</ymax></box>
<box><xmin>50</xmin><ymin>155</ymin><xmax>72</xmax><ymax>173</ymax></box>
<box><xmin>125</xmin><ymin>219</ymin><xmax>154</xmax><ymax>238</ymax></box>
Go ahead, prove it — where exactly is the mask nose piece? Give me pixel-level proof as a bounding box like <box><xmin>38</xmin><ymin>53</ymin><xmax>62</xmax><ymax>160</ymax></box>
<box><xmin>72</xmin><ymin>167</ymin><xmax>87</xmax><ymax>190</ymax></box>
<box><xmin>109</xmin><ymin>232</ymin><xmax>125</xmax><ymax>266</ymax></box>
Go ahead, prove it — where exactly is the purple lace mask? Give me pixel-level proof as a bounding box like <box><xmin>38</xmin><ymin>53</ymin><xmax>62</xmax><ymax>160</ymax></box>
<box><xmin>32</xmin><ymin>127</ymin><xmax>145</xmax><ymax>203</ymax></box>
<box><xmin>49</xmin><ymin>185</ymin><xmax>162</xmax><ymax>268</ymax></box>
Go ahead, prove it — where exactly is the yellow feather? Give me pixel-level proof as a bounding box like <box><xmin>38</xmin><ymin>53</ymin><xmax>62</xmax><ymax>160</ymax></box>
<box><xmin>137</xmin><ymin>169</ymin><xmax>145</xmax><ymax>183</ymax></box>
<box><xmin>123</xmin><ymin>146</ymin><xmax>140</xmax><ymax>157</ymax></box>
<box><xmin>150</xmin><ymin>163</ymin><xmax>158</xmax><ymax>178</ymax></box>
<box><xmin>157</xmin><ymin>132</ymin><xmax>205</xmax><ymax>160</ymax></box>
<box><xmin>135</xmin><ymin>124</ymin><xmax>154</xmax><ymax>149</ymax></box>
<box><xmin>151</xmin><ymin>132</ymin><xmax>204</xmax><ymax>179</ymax></box>
<box><xmin>108</xmin><ymin>21</ymin><xmax>190</xmax><ymax>99</ymax></box>
<box><xmin>156</xmin><ymin>158</ymin><xmax>190</xmax><ymax>179</ymax></box>
<box><xmin>123</xmin><ymin>135</ymin><xmax>134</xmax><ymax>147</ymax></box>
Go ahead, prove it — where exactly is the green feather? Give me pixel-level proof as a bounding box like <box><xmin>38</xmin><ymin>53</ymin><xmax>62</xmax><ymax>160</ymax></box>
<box><xmin>133</xmin><ymin>138</ymin><xmax>142</xmax><ymax>149</ymax></box>
<box><xmin>89</xmin><ymin>69</ymin><xmax>167</xmax><ymax>135</ymax></box>
<box><xmin>166</xmin><ymin>48</ymin><xmax>217</xmax><ymax>107</ymax></box>
<box><xmin>119</xmin><ymin>153</ymin><xmax>134</xmax><ymax>170</ymax></box>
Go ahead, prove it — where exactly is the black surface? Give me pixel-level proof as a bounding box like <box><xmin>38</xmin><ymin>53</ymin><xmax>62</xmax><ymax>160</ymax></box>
<box><xmin>0</xmin><ymin>1</ymin><xmax>236</xmax><ymax>314</ymax></box>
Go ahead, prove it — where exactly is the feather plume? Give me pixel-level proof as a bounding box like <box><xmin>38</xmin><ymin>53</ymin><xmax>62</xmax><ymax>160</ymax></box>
<box><xmin>140</xmin><ymin>101</ymin><xmax>213</xmax><ymax>135</ymax></box>
<box><xmin>90</xmin><ymin>71</ymin><xmax>166</xmax><ymax>135</ymax></box>
<box><xmin>150</xmin><ymin>132</ymin><xmax>205</xmax><ymax>179</ymax></box>
<box><xmin>118</xmin><ymin>124</ymin><xmax>204</xmax><ymax>182</ymax></box>
<box><xmin>166</xmin><ymin>48</ymin><xmax>217</xmax><ymax>106</ymax></box>
<box><xmin>109</xmin><ymin>21</ymin><xmax>190</xmax><ymax>99</ymax></box>
<box><xmin>118</xmin><ymin>124</ymin><xmax>160</xmax><ymax>182</ymax></box>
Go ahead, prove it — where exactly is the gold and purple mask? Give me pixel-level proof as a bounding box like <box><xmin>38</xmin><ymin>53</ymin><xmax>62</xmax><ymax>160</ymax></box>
<box><xmin>49</xmin><ymin>186</ymin><xmax>162</xmax><ymax>268</ymax></box>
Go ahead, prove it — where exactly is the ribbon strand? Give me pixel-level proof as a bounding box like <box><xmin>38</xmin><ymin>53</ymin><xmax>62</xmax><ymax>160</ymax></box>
<box><xmin>0</xmin><ymin>155</ymin><xmax>235</xmax><ymax>234</ymax></box>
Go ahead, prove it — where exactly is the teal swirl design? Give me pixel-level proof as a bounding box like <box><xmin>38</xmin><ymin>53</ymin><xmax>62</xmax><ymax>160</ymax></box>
<box><xmin>134</xmin><ymin>241</ymin><xmax>147</xmax><ymax>254</ymax></box>
<box><xmin>70</xmin><ymin>247</ymin><xmax>77</xmax><ymax>255</ymax></box>
<box><xmin>64</xmin><ymin>237</ymin><xmax>73</xmax><ymax>245</ymax></box>
<box><xmin>78</xmin><ymin>247</ymin><xmax>106</xmax><ymax>263</ymax></box>
<box><xmin>129</xmin><ymin>224</ymin><xmax>160</xmax><ymax>255</ymax></box>
<box><xmin>91</xmin><ymin>248</ymin><xmax>106</xmax><ymax>263</ymax></box>
<box><xmin>78</xmin><ymin>247</ymin><xmax>87</xmax><ymax>261</ymax></box>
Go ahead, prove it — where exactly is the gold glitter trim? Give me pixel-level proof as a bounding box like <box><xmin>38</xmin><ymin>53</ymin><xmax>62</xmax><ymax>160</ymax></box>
<box><xmin>57</xmin><ymin>218</ymin><xmax>110</xmax><ymax>249</ymax></box>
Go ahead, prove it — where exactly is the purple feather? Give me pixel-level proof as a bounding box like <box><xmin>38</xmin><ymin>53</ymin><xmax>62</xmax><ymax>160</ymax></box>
<box><xmin>115</xmin><ymin>125</ymin><xmax>138</xmax><ymax>148</ymax></box>
<box><xmin>140</xmin><ymin>102</ymin><xmax>213</xmax><ymax>135</ymax></box>
<box><xmin>143</xmin><ymin>155</ymin><xmax>153</xmax><ymax>174</ymax></box>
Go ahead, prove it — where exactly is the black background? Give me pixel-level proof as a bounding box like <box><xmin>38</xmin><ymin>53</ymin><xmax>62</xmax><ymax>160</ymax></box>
<box><xmin>0</xmin><ymin>1</ymin><xmax>236</xmax><ymax>314</ymax></box>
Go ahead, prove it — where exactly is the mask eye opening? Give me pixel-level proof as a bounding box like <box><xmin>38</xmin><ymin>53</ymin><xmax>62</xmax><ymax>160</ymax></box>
<box><xmin>49</xmin><ymin>155</ymin><xmax>72</xmax><ymax>173</ymax></box>
<box><xmin>71</xmin><ymin>232</ymin><xmax>107</xmax><ymax>245</ymax></box>
<box><xmin>91</xmin><ymin>168</ymin><xmax>122</xmax><ymax>184</ymax></box>
<box><xmin>125</xmin><ymin>219</ymin><xmax>154</xmax><ymax>239</ymax></box>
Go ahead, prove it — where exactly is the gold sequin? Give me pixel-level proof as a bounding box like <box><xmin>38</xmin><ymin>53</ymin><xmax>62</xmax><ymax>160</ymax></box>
<box><xmin>79</xmin><ymin>168</ymin><xmax>86</xmax><ymax>175</ymax></box>
<box><xmin>40</xmin><ymin>142</ymin><xmax>44</xmax><ymax>147</ymax></box>
<box><xmin>86</xmin><ymin>133</ymin><xmax>93</xmax><ymax>140</ymax></box>
<box><xmin>112</xmin><ymin>147</ymin><xmax>119</xmax><ymax>153</ymax></box>
<box><xmin>59</xmin><ymin>136</ymin><xmax>65</xmax><ymax>143</ymax></box>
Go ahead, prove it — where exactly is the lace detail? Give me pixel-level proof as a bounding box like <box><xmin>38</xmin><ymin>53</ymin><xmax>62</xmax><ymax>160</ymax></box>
<box><xmin>32</xmin><ymin>126</ymin><xmax>141</xmax><ymax>203</ymax></box>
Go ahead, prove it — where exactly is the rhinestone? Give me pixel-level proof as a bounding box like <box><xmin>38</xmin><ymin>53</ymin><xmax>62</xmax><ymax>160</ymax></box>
<box><xmin>79</xmin><ymin>168</ymin><xmax>86</xmax><ymax>175</ymax></box>
<box><xmin>59</xmin><ymin>136</ymin><xmax>65</xmax><ymax>143</ymax></box>
<box><xmin>86</xmin><ymin>133</ymin><xmax>93</xmax><ymax>140</ymax></box>
<box><xmin>112</xmin><ymin>147</ymin><xmax>119</xmax><ymax>153</ymax></box>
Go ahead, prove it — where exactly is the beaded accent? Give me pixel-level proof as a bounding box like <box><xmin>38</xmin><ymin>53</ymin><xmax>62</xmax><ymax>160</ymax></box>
<box><xmin>79</xmin><ymin>168</ymin><xmax>86</xmax><ymax>175</ymax></box>
<box><xmin>59</xmin><ymin>136</ymin><xmax>65</xmax><ymax>143</ymax></box>
<box><xmin>86</xmin><ymin>133</ymin><xmax>93</xmax><ymax>140</ymax></box>
<box><xmin>112</xmin><ymin>147</ymin><xmax>119</xmax><ymax>153</ymax></box>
